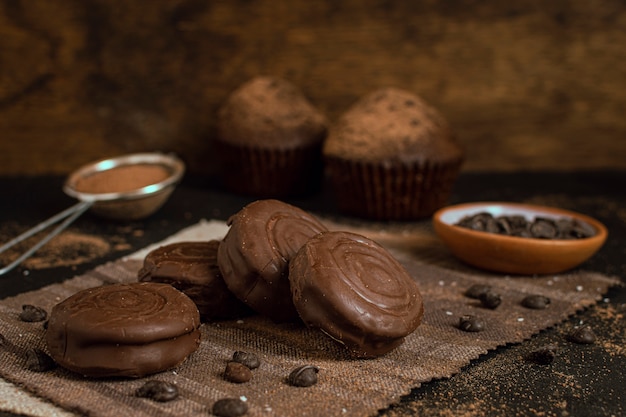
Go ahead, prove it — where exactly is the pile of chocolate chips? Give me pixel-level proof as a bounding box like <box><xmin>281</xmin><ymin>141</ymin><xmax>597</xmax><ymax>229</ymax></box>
<box><xmin>455</xmin><ymin>212</ymin><xmax>596</xmax><ymax>240</ymax></box>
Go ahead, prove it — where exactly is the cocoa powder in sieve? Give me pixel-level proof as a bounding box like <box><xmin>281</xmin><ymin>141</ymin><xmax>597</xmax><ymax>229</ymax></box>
<box><xmin>73</xmin><ymin>164</ymin><xmax>170</xmax><ymax>194</ymax></box>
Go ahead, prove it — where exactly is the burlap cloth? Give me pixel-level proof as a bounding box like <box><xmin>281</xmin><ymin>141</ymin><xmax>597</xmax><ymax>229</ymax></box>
<box><xmin>0</xmin><ymin>219</ymin><xmax>620</xmax><ymax>417</ymax></box>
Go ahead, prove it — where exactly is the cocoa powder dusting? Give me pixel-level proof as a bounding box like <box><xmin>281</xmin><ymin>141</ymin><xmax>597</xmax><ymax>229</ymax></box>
<box><xmin>0</xmin><ymin>224</ymin><xmax>112</xmax><ymax>270</ymax></box>
<box><xmin>73</xmin><ymin>164</ymin><xmax>170</xmax><ymax>194</ymax></box>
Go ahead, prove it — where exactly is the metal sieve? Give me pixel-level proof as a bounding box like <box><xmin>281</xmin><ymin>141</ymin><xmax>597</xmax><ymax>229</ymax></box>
<box><xmin>0</xmin><ymin>152</ymin><xmax>185</xmax><ymax>276</ymax></box>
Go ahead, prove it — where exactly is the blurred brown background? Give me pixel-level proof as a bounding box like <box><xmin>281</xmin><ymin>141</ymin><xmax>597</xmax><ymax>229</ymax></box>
<box><xmin>1</xmin><ymin>0</ymin><xmax>625</xmax><ymax>177</ymax></box>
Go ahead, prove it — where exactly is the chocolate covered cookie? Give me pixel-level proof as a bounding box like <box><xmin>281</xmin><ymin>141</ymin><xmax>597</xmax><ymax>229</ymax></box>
<box><xmin>289</xmin><ymin>231</ymin><xmax>424</xmax><ymax>358</ymax></box>
<box><xmin>217</xmin><ymin>199</ymin><xmax>328</xmax><ymax>322</ymax></box>
<box><xmin>45</xmin><ymin>282</ymin><xmax>201</xmax><ymax>378</ymax></box>
<box><xmin>138</xmin><ymin>241</ymin><xmax>252</xmax><ymax>321</ymax></box>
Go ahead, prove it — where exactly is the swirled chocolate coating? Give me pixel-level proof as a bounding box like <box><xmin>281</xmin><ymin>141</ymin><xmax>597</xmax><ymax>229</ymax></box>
<box><xmin>217</xmin><ymin>199</ymin><xmax>328</xmax><ymax>322</ymax></box>
<box><xmin>138</xmin><ymin>241</ymin><xmax>252</xmax><ymax>321</ymax></box>
<box><xmin>289</xmin><ymin>231</ymin><xmax>424</xmax><ymax>358</ymax></box>
<box><xmin>45</xmin><ymin>282</ymin><xmax>201</xmax><ymax>378</ymax></box>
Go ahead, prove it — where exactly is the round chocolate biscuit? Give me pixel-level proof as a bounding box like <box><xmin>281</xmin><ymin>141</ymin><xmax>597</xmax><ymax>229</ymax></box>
<box><xmin>289</xmin><ymin>231</ymin><xmax>424</xmax><ymax>358</ymax></box>
<box><xmin>45</xmin><ymin>282</ymin><xmax>201</xmax><ymax>378</ymax></box>
<box><xmin>217</xmin><ymin>199</ymin><xmax>327</xmax><ymax>322</ymax></box>
<box><xmin>138</xmin><ymin>241</ymin><xmax>252</xmax><ymax>321</ymax></box>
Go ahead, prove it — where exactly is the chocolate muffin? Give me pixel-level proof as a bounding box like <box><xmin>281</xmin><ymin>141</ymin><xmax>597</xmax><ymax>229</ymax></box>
<box><xmin>323</xmin><ymin>87</ymin><xmax>464</xmax><ymax>220</ymax></box>
<box><xmin>289</xmin><ymin>231</ymin><xmax>424</xmax><ymax>358</ymax></box>
<box><xmin>215</xmin><ymin>76</ymin><xmax>328</xmax><ymax>197</ymax></box>
<box><xmin>217</xmin><ymin>199</ymin><xmax>328</xmax><ymax>322</ymax></box>
<box><xmin>45</xmin><ymin>282</ymin><xmax>201</xmax><ymax>378</ymax></box>
<box><xmin>138</xmin><ymin>241</ymin><xmax>252</xmax><ymax>321</ymax></box>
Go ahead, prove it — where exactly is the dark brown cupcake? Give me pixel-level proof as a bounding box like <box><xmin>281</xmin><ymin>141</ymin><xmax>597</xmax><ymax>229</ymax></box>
<box><xmin>323</xmin><ymin>87</ymin><xmax>464</xmax><ymax>220</ymax></box>
<box><xmin>215</xmin><ymin>76</ymin><xmax>328</xmax><ymax>197</ymax></box>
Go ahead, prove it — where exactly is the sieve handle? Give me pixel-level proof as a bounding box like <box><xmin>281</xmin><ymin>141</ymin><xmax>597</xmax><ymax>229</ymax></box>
<box><xmin>0</xmin><ymin>201</ymin><xmax>93</xmax><ymax>276</ymax></box>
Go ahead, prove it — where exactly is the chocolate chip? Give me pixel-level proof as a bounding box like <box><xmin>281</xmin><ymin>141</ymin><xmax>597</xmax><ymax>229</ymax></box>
<box><xmin>464</xmin><ymin>284</ymin><xmax>492</xmax><ymax>299</ymax></box>
<box><xmin>135</xmin><ymin>380</ymin><xmax>179</xmax><ymax>402</ymax></box>
<box><xmin>224</xmin><ymin>361</ymin><xmax>252</xmax><ymax>383</ymax></box>
<box><xmin>567</xmin><ymin>325</ymin><xmax>597</xmax><ymax>344</ymax></box>
<box><xmin>232</xmin><ymin>351</ymin><xmax>260</xmax><ymax>370</ymax></box>
<box><xmin>288</xmin><ymin>365</ymin><xmax>319</xmax><ymax>387</ymax></box>
<box><xmin>458</xmin><ymin>315</ymin><xmax>485</xmax><ymax>332</ymax></box>
<box><xmin>479</xmin><ymin>291</ymin><xmax>502</xmax><ymax>309</ymax></box>
<box><xmin>521</xmin><ymin>295</ymin><xmax>551</xmax><ymax>310</ymax></box>
<box><xmin>212</xmin><ymin>398</ymin><xmax>248</xmax><ymax>417</ymax></box>
<box><xmin>19</xmin><ymin>305</ymin><xmax>48</xmax><ymax>322</ymax></box>
<box><xmin>527</xmin><ymin>344</ymin><xmax>558</xmax><ymax>365</ymax></box>
<box><xmin>25</xmin><ymin>349</ymin><xmax>56</xmax><ymax>372</ymax></box>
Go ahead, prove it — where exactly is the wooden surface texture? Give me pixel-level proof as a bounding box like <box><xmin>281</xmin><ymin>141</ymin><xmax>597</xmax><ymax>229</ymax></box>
<box><xmin>1</xmin><ymin>0</ymin><xmax>625</xmax><ymax>175</ymax></box>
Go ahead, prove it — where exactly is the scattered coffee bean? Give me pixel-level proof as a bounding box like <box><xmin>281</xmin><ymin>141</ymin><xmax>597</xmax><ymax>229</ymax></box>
<box><xmin>135</xmin><ymin>380</ymin><xmax>179</xmax><ymax>402</ymax></box>
<box><xmin>19</xmin><ymin>305</ymin><xmax>48</xmax><ymax>322</ymax></box>
<box><xmin>25</xmin><ymin>348</ymin><xmax>56</xmax><ymax>372</ymax></box>
<box><xmin>567</xmin><ymin>325</ymin><xmax>597</xmax><ymax>344</ymax></box>
<box><xmin>212</xmin><ymin>398</ymin><xmax>248</xmax><ymax>417</ymax></box>
<box><xmin>455</xmin><ymin>212</ymin><xmax>595</xmax><ymax>240</ymax></box>
<box><xmin>479</xmin><ymin>291</ymin><xmax>502</xmax><ymax>309</ymax></box>
<box><xmin>232</xmin><ymin>351</ymin><xmax>260</xmax><ymax>369</ymax></box>
<box><xmin>464</xmin><ymin>284</ymin><xmax>492</xmax><ymax>299</ymax></box>
<box><xmin>527</xmin><ymin>344</ymin><xmax>558</xmax><ymax>365</ymax></box>
<box><xmin>224</xmin><ymin>361</ymin><xmax>253</xmax><ymax>383</ymax></box>
<box><xmin>521</xmin><ymin>295</ymin><xmax>551</xmax><ymax>310</ymax></box>
<box><xmin>458</xmin><ymin>315</ymin><xmax>485</xmax><ymax>332</ymax></box>
<box><xmin>288</xmin><ymin>365</ymin><xmax>319</xmax><ymax>387</ymax></box>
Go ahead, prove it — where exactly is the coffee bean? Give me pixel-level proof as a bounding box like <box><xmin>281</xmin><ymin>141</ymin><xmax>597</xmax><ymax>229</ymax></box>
<box><xmin>25</xmin><ymin>349</ymin><xmax>56</xmax><ymax>372</ymax></box>
<box><xmin>464</xmin><ymin>284</ymin><xmax>492</xmax><ymax>299</ymax></box>
<box><xmin>457</xmin><ymin>212</ymin><xmax>494</xmax><ymax>232</ymax></box>
<box><xmin>224</xmin><ymin>361</ymin><xmax>252</xmax><ymax>383</ymax></box>
<box><xmin>212</xmin><ymin>398</ymin><xmax>248</xmax><ymax>417</ymax></box>
<box><xmin>288</xmin><ymin>365</ymin><xmax>319</xmax><ymax>387</ymax></box>
<box><xmin>135</xmin><ymin>380</ymin><xmax>179</xmax><ymax>402</ymax></box>
<box><xmin>530</xmin><ymin>218</ymin><xmax>558</xmax><ymax>239</ymax></box>
<box><xmin>19</xmin><ymin>305</ymin><xmax>48</xmax><ymax>322</ymax></box>
<box><xmin>567</xmin><ymin>325</ymin><xmax>597</xmax><ymax>344</ymax></box>
<box><xmin>556</xmin><ymin>218</ymin><xmax>595</xmax><ymax>239</ymax></box>
<box><xmin>455</xmin><ymin>213</ymin><xmax>595</xmax><ymax>240</ymax></box>
<box><xmin>521</xmin><ymin>295</ymin><xmax>551</xmax><ymax>310</ymax></box>
<box><xmin>458</xmin><ymin>315</ymin><xmax>485</xmax><ymax>332</ymax></box>
<box><xmin>479</xmin><ymin>291</ymin><xmax>502</xmax><ymax>309</ymax></box>
<box><xmin>232</xmin><ymin>351</ymin><xmax>260</xmax><ymax>370</ymax></box>
<box><xmin>527</xmin><ymin>345</ymin><xmax>558</xmax><ymax>365</ymax></box>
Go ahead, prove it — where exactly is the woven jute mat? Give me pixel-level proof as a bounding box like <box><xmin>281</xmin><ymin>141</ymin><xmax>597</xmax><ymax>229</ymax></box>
<box><xmin>0</xmin><ymin>219</ymin><xmax>621</xmax><ymax>417</ymax></box>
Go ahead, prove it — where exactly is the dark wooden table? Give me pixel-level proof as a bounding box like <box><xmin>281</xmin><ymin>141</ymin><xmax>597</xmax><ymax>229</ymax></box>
<box><xmin>1</xmin><ymin>171</ymin><xmax>625</xmax><ymax>417</ymax></box>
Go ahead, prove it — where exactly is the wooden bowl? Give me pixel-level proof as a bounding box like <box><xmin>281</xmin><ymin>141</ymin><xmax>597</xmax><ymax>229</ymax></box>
<box><xmin>432</xmin><ymin>202</ymin><xmax>608</xmax><ymax>275</ymax></box>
